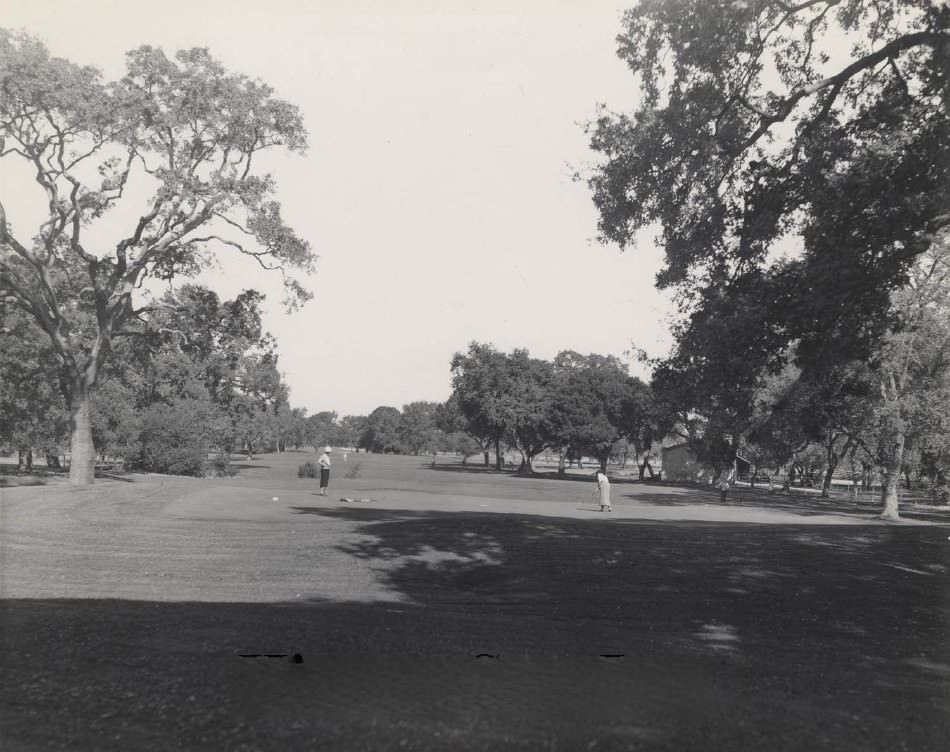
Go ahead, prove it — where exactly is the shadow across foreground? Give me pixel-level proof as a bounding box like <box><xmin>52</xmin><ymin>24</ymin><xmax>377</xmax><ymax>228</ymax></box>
<box><xmin>2</xmin><ymin>508</ymin><xmax>949</xmax><ymax>750</ymax></box>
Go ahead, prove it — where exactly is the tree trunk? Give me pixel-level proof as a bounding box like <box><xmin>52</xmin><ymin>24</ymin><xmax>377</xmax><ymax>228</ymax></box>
<box><xmin>44</xmin><ymin>450</ymin><xmax>62</xmax><ymax>470</ymax></box>
<box><xmin>68</xmin><ymin>390</ymin><xmax>96</xmax><ymax>485</ymax></box>
<box><xmin>483</xmin><ymin>450</ymin><xmax>490</xmax><ymax>466</ymax></box>
<box><xmin>557</xmin><ymin>454</ymin><xmax>566</xmax><ymax>476</ymax></box>
<box><xmin>880</xmin><ymin>434</ymin><xmax>905</xmax><ymax>520</ymax></box>
<box><xmin>599</xmin><ymin>455</ymin><xmax>608</xmax><ymax>473</ymax></box>
<box><xmin>821</xmin><ymin>466</ymin><xmax>832</xmax><ymax>497</ymax></box>
<box><xmin>821</xmin><ymin>433</ymin><xmax>845</xmax><ymax>498</ymax></box>
<box><xmin>880</xmin><ymin>467</ymin><xmax>902</xmax><ymax>519</ymax></box>
<box><xmin>495</xmin><ymin>439</ymin><xmax>502</xmax><ymax>471</ymax></box>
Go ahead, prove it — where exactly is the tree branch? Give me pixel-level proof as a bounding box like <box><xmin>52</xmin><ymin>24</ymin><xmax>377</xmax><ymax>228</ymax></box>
<box><xmin>737</xmin><ymin>31</ymin><xmax>945</xmax><ymax>156</ymax></box>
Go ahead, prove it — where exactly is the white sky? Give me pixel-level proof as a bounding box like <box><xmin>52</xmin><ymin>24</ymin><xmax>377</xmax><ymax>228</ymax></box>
<box><xmin>1</xmin><ymin>0</ymin><xmax>674</xmax><ymax>416</ymax></box>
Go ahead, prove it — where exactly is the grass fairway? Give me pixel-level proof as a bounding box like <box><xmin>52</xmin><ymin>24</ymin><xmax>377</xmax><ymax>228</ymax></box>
<box><xmin>1</xmin><ymin>451</ymin><xmax>949</xmax><ymax>750</ymax></box>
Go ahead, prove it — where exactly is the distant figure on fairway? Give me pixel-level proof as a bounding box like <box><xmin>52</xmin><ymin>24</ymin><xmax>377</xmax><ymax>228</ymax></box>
<box><xmin>718</xmin><ymin>471</ymin><xmax>732</xmax><ymax>503</ymax></box>
<box><xmin>318</xmin><ymin>446</ymin><xmax>332</xmax><ymax>496</ymax></box>
<box><xmin>595</xmin><ymin>470</ymin><xmax>611</xmax><ymax>512</ymax></box>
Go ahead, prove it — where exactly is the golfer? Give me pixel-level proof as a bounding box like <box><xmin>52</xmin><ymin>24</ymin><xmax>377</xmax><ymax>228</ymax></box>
<box><xmin>595</xmin><ymin>469</ymin><xmax>611</xmax><ymax>512</ymax></box>
<box><xmin>318</xmin><ymin>446</ymin><xmax>332</xmax><ymax>496</ymax></box>
<box><xmin>718</xmin><ymin>471</ymin><xmax>732</xmax><ymax>503</ymax></box>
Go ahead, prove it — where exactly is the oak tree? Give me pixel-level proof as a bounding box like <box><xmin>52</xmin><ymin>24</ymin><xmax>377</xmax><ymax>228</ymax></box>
<box><xmin>0</xmin><ymin>32</ymin><xmax>314</xmax><ymax>483</ymax></box>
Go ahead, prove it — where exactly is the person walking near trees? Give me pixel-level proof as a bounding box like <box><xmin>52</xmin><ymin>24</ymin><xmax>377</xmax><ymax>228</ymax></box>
<box><xmin>595</xmin><ymin>470</ymin><xmax>611</xmax><ymax>512</ymax></box>
<box><xmin>318</xmin><ymin>446</ymin><xmax>332</xmax><ymax>496</ymax></box>
<box><xmin>718</xmin><ymin>469</ymin><xmax>733</xmax><ymax>503</ymax></box>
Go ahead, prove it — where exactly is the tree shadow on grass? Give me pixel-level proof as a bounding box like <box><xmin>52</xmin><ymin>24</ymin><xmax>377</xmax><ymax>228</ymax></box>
<box><xmin>288</xmin><ymin>506</ymin><xmax>950</xmax><ymax>661</ymax></box>
<box><xmin>624</xmin><ymin>485</ymin><xmax>950</xmax><ymax>522</ymax></box>
<box><xmin>516</xmin><ymin>472</ymin><xmax>673</xmax><ymax>486</ymax></box>
<box><xmin>226</xmin><ymin>463</ymin><xmax>272</xmax><ymax>471</ymax></box>
<box><xmin>427</xmin><ymin>463</ymin><xmax>654</xmax><ymax>485</ymax></box>
<box><xmin>0</xmin><ymin>465</ymin><xmax>59</xmax><ymax>486</ymax></box>
<box><xmin>425</xmin><ymin>463</ymin><xmax>516</xmax><ymax>475</ymax></box>
<box><xmin>3</xmin><ymin>509</ymin><xmax>949</xmax><ymax>751</ymax></box>
<box><xmin>288</xmin><ymin>507</ymin><xmax>950</xmax><ymax>648</ymax></box>
<box><xmin>94</xmin><ymin>470</ymin><xmax>136</xmax><ymax>483</ymax></box>
<box><xmin>0</xmin><ymin>476</ymin><xmax>47</xmax><ymax>487</ymax></box>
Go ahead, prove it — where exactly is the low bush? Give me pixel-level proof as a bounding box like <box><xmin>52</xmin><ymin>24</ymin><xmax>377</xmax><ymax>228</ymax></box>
<box><xmin>297</xmin><ymin>461</ymin><xmax>320</xmax><ymax>478</ymax></box>
<box><xmin>207</xmin><ymin>455</ymin><xmax>235</xmax><ymax>477</ymax></box>
<box><xmin>136</xmin><ymin>401</ymin><xmax>213</xmax><ymax>477</ymax></box>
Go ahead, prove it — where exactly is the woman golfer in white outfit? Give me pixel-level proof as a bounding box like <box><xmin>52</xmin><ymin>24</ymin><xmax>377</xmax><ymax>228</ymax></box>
<box><xmin>318</xmin><ymin>446</ymin><xmax>331</xmax><ymax>496</ymax></box>
<box><xmin>595</xmin><ymin>470</ymin><xmax>611</xmax><ymax>512</ymax></box>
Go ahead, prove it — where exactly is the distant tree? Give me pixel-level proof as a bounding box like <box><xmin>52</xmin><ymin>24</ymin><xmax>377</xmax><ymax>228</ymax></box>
<box><xmin>0</xmin><ymin>306</ymin><xmax>68</xmax><ymax>468</ymax></box>
<box><xmin>286</xmin><ymin>407</ymin><xmax>309</xmax><ymax>449</ymax></box>
<box><xmin>306</xmin><ymin>411</ymin><xmax>339</xmax><ymax>448</ymax></box>
<box><xmin>0</xmin><ymin>32</ymin><xmax>314</xmax><ymax>484</ymax></box>
<box><xmin>451</xmin><ymin>342</ymin><xmax>518</xmax><ymax>470</ymax></box>
<box><xmin>90</xmin><ymin>377</ymin><xmax>142</xmax><ymax>462</ymax></box>
<box><xmin>548</xmin><ymin>352</ymin><xmax>634</xmax><ymax>473</ymax></box>
<box><xmin>434</xmin><ymin>393</ymin><xmax>492</xmax><ymax>466</ymax></box>
<box><xmin>360</xmin><ymin>406</ymin><xmax>403</xmax><ymax>454</ymax></box>
<box><xmin>866</xmin><ymin>241</ymin><xmax>950</xmax><ymax>517</ymax></box>
<box><xmin>398</xmin><ymin>401</ymin><xmax>440</xmax><ymax>455</ymax></box>
<box><xmin>753</xmin><ymin>362</ymin><xmax>876</xmax><ymax>495</ymax></box>
<box><xmin>433</xmin><ymin>395</ymin><xmax>466</xmax><ymax>434</ymax></box>
<box><xmin>236</xmin><ymin>399</ymin><xmax>278</xmax><ymax>459</ymax></box>
<box><xmin>503</xmin><ymin>353</ymin><xmax>556</xmax><ymax>473</ymax></box>
<box><xmin>336</xmin><ymin>414</ymin><xmax>367</xmax><ymax>450</ymax></box>
<box><xmin>745</xmin><ymin>366</ymin><xmax>809</xmax><ymax>485</ymax></box>
<box><xmin>448</xmin><ymin>432</ymin><xmax>483</xmax><ymax>465</ymax></box>
<box><xmin>618</xmin><ymin>377</ymin><xmax>664</xmax><ymax>479</ymax></box>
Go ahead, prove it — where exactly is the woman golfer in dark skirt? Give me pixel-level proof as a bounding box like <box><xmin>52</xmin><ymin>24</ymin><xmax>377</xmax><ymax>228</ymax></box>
<box><xmin>318</xmin><ymin>446</ymin><xmax>331</xmax><ymax>496</ymax></box>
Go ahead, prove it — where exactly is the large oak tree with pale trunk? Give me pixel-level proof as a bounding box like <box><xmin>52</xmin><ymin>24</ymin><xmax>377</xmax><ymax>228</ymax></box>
<box><xmin>588</xmin><ymin>0</ymin><xmax>948</xmax><ymax>517</ymax></box>
<box><xmin>0</xmin><ymin>31</ymin><xmax>314</xmax><ymax>484</ymax></box>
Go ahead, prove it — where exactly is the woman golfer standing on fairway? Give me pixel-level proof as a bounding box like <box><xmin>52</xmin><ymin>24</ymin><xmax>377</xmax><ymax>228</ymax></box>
<box><xmin>318</xmin><ymin>446</ymin><xmax>331</xmax><ymax>496</ymax></box>
<box><xmin>595</xmin><ymin>469</ymin><xmax>611</xmax><ymax>512</ymax></box>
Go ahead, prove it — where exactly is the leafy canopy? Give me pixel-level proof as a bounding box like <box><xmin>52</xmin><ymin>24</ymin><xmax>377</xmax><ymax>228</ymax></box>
<box><xmin>0</xmin><ymin>30</ymin><xmax>314</xmax><ymax>393</ymax></box>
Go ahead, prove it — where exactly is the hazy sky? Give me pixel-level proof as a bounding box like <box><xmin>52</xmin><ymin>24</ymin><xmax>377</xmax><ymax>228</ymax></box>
<box><xmin>1</xmin><ymin>0</ymin><xmax>673</xmax><ymax>416</ymax></box>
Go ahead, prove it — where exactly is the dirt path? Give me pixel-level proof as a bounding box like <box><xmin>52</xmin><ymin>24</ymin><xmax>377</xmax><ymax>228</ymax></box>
<box><xmin>2</xmin><ymin>452</ymin><xmax>948</xmax><ymax>750</ymax></box>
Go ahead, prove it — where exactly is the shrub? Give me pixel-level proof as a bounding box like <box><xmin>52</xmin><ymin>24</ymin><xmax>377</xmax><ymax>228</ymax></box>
<box><xmin>297</xmin><ymin>461</ymin><xmax>320</xmax><ymax>478</ymax></box>
<box><xmin>136</xmin><ymin>401</ymin><xmax>214</xmax><ymax>477</ymax></box>
<box><xmin>207</xmin><ymin>455</ymin><xmax>235</xmax><ymax>477</ymax></box>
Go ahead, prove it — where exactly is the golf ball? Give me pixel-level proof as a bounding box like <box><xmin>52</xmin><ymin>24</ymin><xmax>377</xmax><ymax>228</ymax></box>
<box><xmin>272</xmin><ymin>497</ymin><xmax>279</xmax><ymax>501</ymax></box>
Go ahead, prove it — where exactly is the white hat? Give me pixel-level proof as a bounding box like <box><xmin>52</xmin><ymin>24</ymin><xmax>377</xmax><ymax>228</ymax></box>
<box><xmin>324</xmin><ymin>446</ymin><xmax>332</xmax><ymax>453</ymax></box>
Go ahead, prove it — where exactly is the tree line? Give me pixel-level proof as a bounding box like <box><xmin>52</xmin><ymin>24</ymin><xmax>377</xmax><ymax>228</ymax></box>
<box><xmin>281</xmin><ymin>345</ymin><xmax>663</xmax><ymax>477</ymax></box>
<box><xmin>584</xmin><ymin>0</ymin><xmax>949</xmax><ymax>518</ymax></box>
<box><xmin>1</xmin><ymin>284</ymin><xmax>303</xmax><ymax>475</ymax></box>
